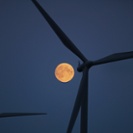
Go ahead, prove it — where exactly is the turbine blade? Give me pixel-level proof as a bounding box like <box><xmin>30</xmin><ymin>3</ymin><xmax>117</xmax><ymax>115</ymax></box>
<box><xmin>32</xmin><ymin>0</ymin><xmax>88</xmax><ymax>62</ymax></box>
<box><xmin>67</xmin><ymin>68</ymin><xmax>88</xmax><ymax>133</ymax></box>
<box><xmin>93</xmin><ymin>51</ymin><xmax>133</xmax><ymax>66</ymax></box>
<box><xmin>0</xmin><ymin>112</ymin><xmax>47</xmax><ymax>118</ymax></box>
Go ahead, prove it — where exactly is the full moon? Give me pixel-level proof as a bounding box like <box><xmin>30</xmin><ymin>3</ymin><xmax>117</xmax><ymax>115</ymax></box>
<box><xmin>55</xmin><ymin>63</ymin><xmax>75</xmax><ymax>83</ymax></box>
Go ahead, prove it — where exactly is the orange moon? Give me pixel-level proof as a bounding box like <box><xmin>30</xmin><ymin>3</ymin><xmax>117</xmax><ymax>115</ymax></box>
<box><xmin>55</xmin><ymin>63</ymin><xmax>75</xmax><ymax>83</ymax></box>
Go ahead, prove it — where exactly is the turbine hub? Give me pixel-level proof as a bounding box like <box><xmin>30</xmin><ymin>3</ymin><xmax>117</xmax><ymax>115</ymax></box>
<box><xmin>77</xmin><ymin>61</ymin><xmax>93</xmax><ymax>72</ymax></box>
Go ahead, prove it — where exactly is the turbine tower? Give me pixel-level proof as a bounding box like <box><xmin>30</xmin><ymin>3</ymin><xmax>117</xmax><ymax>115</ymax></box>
<box><xmin>32</xmin><ymin>0</ymin><xmax>133</xmax><ymax>132</ymax></box>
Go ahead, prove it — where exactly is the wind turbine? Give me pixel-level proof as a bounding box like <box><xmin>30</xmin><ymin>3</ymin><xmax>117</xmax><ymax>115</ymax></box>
<box><xmin>31</xmin><ymin>0</ymin><xmax>133</xmax><ymax>132</ymax></box>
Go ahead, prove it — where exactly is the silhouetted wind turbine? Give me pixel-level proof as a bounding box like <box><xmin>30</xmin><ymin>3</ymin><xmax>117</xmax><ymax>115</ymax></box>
<box><xmin>32</xmin><ymin>0</ymin><xmax>133</xmax><ymax>132</ymax></box>
<box><xmin>0</xmin><ymin>112</ymin><xmax>46</xmax><ymax>118</ymax></box>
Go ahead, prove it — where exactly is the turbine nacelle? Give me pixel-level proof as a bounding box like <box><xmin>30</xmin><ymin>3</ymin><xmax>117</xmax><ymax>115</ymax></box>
<box><xmin>77</xmin><ymin>61</ymin><xmax>93</xmax><ymax>72</ymax></box>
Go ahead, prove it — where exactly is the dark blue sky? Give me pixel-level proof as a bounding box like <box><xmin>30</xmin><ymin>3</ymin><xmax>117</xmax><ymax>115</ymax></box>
<box><xmin>0</xmin><ymin>0</ymin><xmax>133</xmax><ymax>133</ymax></box>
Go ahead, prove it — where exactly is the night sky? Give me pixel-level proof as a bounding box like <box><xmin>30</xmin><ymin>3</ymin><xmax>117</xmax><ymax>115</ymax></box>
<box><xmin>0</xmin><ymin>0</ymin><xmax>133</xmax><ymax>133</ymax></box>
